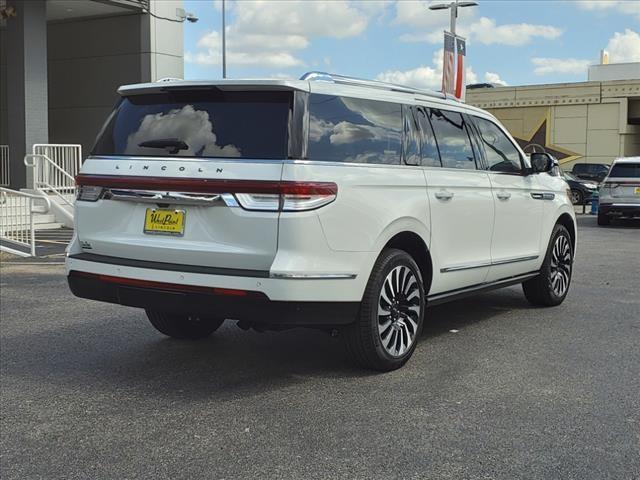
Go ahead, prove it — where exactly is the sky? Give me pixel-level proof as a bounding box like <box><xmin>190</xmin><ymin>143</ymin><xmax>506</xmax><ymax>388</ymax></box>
<box><xmin>182</xmin><ymin>0</ymin><xmax>640</xmax><ymax>89</ymax></box>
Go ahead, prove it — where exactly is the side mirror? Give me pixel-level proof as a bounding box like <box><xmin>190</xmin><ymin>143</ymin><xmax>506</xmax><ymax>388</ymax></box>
<box><xmin>530</xmin><ymin>152</ymin><xmax>554</xmax><ymax>174</ymax></box>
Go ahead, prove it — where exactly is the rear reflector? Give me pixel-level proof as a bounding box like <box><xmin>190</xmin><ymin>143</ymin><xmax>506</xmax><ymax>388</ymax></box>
<box><xmin>76</xmin><ymin>175</ymin><xmax>337</xmax><ymax>211</ymax></box>
<box><xmin>70</xmin><ymin>270</ymin><xmax>267</xmax><ymax>298</ymax></box>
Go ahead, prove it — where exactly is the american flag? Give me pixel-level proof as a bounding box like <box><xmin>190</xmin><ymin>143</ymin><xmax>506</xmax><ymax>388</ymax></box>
<box><xmin>455</xmin><ymin>36</ymin><xmax>466</xmax><ymax>101</ymax></box>
<box><xmin>442</xmin><ymin>31</ymin><xmax>456</xmax><ymax>95</ymax></box>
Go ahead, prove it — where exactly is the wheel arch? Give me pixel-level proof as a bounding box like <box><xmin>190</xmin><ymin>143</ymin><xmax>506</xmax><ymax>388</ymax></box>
<box><xmin>382</xmin><ymin>231</ymin><xmax>433</xmax><ymax>295</ymax></box>
<box><xmin>556</xmin><ymin>212</ymin><xmax>576</xmax><ymax>251</ymax></box>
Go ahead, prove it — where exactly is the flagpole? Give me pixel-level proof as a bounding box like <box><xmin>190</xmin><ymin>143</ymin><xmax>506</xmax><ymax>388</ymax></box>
<box><xmin>428</xmin><ymin>1</ymin><xmax>477</xmax><ymax>98</ymax></box>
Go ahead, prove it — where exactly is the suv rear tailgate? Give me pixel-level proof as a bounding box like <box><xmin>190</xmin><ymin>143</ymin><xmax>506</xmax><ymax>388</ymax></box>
<box><xmin>74</xmin><ymin>87</ymin><xmax>301</xmax><ymax>273</ymax></box>
<box><xmin>76</xmin><ymin>159</ymin><xmax>283</xmax><ymax>271</ymax></box>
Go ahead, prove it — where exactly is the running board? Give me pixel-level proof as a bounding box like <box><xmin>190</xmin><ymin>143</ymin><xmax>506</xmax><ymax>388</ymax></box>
<box><xmin>427</xmin><ymin>271</ymin><xmax>539</xmax><ymax>306</ymax></box>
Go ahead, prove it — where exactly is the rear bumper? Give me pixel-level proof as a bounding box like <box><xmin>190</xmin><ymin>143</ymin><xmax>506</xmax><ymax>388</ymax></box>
<box><xmin>599</xmin><ymin>203</ymin><xmax>640</xmax><ymax>218</ymax></box>
<box><xmin>68</xmin><ymin>270</ymin><xmax>359</xmax><ymax>326</ymax></box>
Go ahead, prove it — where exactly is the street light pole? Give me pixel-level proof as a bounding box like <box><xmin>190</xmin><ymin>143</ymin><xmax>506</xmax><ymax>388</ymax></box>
<box><xmin>222</xmin><ymin>0</ymin><xmax>227</xmax><ymax>79</ymax></box>
<box><xmin>428</xmin><ymin>0</ymin><xmax>478</xmax><ymax>36</ymax></box>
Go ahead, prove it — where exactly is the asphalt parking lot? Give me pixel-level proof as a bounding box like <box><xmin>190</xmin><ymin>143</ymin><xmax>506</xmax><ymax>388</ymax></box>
<box><xmin>1</xmin><ymin>216</ymin><xmax>639</xmax><ymax>480</ymax></box>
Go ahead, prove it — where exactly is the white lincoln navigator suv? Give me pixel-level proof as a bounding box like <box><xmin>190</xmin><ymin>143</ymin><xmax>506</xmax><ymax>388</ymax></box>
<box><xmin>67</xmin><ymin>73</ymin><xmax>576</xmax><ymax>371</ymax></box>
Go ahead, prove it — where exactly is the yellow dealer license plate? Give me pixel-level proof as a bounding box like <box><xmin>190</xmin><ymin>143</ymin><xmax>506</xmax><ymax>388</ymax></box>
<box><xmin>144</xmin><ymin>208</ymin><xmax>185</xmax><ymax>236</ymax></box>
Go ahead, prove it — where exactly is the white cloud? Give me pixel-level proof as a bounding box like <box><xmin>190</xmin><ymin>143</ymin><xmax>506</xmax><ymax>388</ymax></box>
<box><xmin>484</xmin><ymin>72</ymin><xmax>508</xmax><ymax>86</ymax></box>
<box><xmin>468</xmin><ymin>18</ymin><xmax>562</xmax><ymax>46</ymax></box>
<box><xmin>187</xmin><ymin>1</ymin><xmax>384</xmax><ymax>69</ymax></box>
<box><xmin>531</xmin><ymin>57</ymin><xmax>592</xmax><ymax>76</ymax></box>
<box><xmin>394</xmin><ymin>1</ymin><xmax>562</xmax><ymax>46</ymax></box>
<box><xmin>576</xmin><ymin>1</ymin><xmax>640</xmax><ymax>19</ymax></box>
<box><xmin>126</xmin><ymin>105</ymin><xmax>241</xmax><ymax>157</ymax></box>
<box><xmin>376</xmin><ymin>65</ymin><xmax>443</xmax><ymax>91</ymax></box>
<box><xmin>528</xmin><ymin>29</ymin><xmax>639</xmax><ymax>78</ymax></box>
<box><xmin>605</xmin><ymin>29</ymin><xmax>640</xmax><ymax>63</ymax></box>
<box><xmin>376</xmin><ymin>48</ymin><xmax>481</xmax><ymax>91</ymax></box>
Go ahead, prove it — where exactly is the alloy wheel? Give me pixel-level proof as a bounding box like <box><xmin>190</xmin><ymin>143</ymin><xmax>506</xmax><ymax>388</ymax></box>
<box><xmin>549</xmin><ymin>234</ymin><xmax>572</xmax><ymax>297</ymax></box>
<box><xmin>377</xmin><ymin>266</ymin><xmax>422</xmax><ymax>357</ymax></box>
<box><xmin>570</xmin><ymin>190</ymin><xmax>581</xmax><ymax>205</ymax></box>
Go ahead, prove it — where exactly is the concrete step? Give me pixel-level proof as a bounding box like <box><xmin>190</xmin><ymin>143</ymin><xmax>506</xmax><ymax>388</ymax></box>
<box><xmin>34</xmin><ymin>214</ymin><xmax>56</xmax><ymax>224</ymax></box>
<box><xmin>34</xmin><ymin>222</ymin><xmax>65</xmax><ymax>231</ymax></box>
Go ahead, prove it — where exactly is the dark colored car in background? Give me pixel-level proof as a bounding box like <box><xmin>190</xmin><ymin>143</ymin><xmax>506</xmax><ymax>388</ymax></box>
<box><xmin>571</xmin><ymin>163</ymin><xmax>610</xmax><ymax>183</ymax></box>
<box><xmin>562</xmin><ymin>170</ymin><xmax>599</xmax><ymax>205</ymax></box>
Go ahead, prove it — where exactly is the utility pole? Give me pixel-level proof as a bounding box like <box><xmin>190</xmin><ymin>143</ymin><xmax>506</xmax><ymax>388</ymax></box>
<box><xmin>222</xmin><ymin>0</ymin><xmax>227</xmax><ymax>79</ymax></box>
<box><xmin>428</xmin><ymin>0</ymin><xmax>478</xmax><ymax>36</ymax></box>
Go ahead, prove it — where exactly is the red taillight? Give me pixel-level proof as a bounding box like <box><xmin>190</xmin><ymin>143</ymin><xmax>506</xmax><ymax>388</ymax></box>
<box><xmin>75</xmin><ymin>175</ymin><xmax>337</xmax><ymax>211</ymax></box>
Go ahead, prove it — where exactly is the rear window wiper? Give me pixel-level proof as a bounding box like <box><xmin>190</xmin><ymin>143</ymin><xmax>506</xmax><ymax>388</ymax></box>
<box><xmin>138</xmin><ymin>138</ymin><xmax>189</xmax><ymax>154</ymax></box>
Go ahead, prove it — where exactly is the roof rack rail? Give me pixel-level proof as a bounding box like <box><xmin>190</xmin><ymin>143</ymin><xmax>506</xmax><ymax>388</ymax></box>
<box><xmin>156</xmin><ymin>77</ymin><xmax>183</xmax><ymax>83</ymax></box>
<box><xmin>299</xmin><ymin>71</ymin><xmax>451</xmax><ymax>101</ymax></box>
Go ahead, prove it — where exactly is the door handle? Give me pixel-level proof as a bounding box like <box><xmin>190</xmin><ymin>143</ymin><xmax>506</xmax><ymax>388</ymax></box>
<box><xmin>496</xmin><ymin>192</ymin><xmax>511</xmax><ymax>200</ymax></box>
<box><xmin>435</xmin><ymin>191</ymin><xmax>454</xmax><ymax>200</ymax></box>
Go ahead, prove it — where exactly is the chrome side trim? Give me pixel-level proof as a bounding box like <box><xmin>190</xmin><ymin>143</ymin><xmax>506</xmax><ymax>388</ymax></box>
<box><xmin>269</xmin><ymin>273</ymin><xmax>357</xmax><ymax>280</ymax></box>
<box><xmin>490</xmin><ymin>254</ymin><xmax>540</xmax><ymax>266</ymax></box>
<box><xmin>440</xmin><ymin>255</ymin><xmax>539</xmax><ymax>273</ymax></box>
<box><xmin>440</xmin><ymin>261</ymin><xmax>492</xmax><ymax>273</ymax></box>
<box><xmin>531</xmin><ymin>192</ymin><xmax>555</xmax><ymax>200</ymax></box>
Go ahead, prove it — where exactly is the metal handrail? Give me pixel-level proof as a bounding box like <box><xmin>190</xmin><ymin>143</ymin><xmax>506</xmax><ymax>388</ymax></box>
<box><xmin>24</xmin><ymin>153</ymin><xmax>76</xmax><ymax>207</ymax></box>
<box><xmin>25</xmin><ymin>153</ymin><xmax>76</xmax><ymax>183</ymax></box>
<box><xmin>0</xmin><ymin>187</ymin><xmax>51</xmax><ymax>257</ymax></box>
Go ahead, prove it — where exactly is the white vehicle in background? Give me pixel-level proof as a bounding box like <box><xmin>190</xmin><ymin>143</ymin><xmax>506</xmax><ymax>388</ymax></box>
<box><xmin>597</xmin><ymin>157</ymin><xmax>640</xmax><ymax>225</ymax></box>
<box><xmin>66</xmin><ymin>73</ymin><xmax>577</xmax><ymax>371</ymax></box>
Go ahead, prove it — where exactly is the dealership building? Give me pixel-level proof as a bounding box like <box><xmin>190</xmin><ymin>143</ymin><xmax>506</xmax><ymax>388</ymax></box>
<box><xmin>466</xmin><ymin>62</ymin><xmax>640</xmax><ymax>169</ymax></box>
<box><xmin>0</xmin><ymin>0</ymin><xmax>184</xmax><ymax>189</ymax></box>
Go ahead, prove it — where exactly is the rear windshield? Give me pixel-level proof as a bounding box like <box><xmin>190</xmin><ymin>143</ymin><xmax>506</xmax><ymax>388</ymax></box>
<box><xmin>91</xmin><ymin>90</ymin><xmax>292</xmax><ymax>159</ymax></box>
<box><xmin>573</xmin><ymin>164</ymin><xmax>609</xmax><ymax>173</ymax></box>
<box><xmin>609</xmin><ymin>163</ymin><xmax>640</xmax><ymax>178</ymax></box>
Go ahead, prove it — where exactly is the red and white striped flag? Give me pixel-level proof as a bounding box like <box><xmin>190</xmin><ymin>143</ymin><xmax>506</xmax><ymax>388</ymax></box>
<box><xmin>442</xmin><ymin>31</ymin><xmax>456</xmax><ymax>95</ymax></box>
<box><xmin>455</xmin><ymin>36</ymin><xmax>467</xmax><ymax>101</ymax></box>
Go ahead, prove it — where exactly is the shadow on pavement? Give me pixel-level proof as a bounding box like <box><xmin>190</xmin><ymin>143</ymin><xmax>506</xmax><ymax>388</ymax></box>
<box><xmin>3</xmin><ymin>282</ymin><xmax>534</xmax><ymax>400</ymax></box>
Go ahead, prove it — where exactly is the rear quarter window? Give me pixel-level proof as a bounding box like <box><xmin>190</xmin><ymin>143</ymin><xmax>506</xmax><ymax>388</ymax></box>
<box><xmin>307</xmin><ymin>94</ymin><xmax>402</xmax><ymax>164</ymax></box>
<box><xmin>91</xmin><ymin>90</ymin><xmax>292</xmax><ymax>159</ymax></box>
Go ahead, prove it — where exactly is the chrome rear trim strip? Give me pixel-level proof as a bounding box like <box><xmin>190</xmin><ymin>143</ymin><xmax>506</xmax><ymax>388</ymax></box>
<box><xmin>105</xmin><ymin>189</ymin><xmax>237</xmax><ymax>207</ymax></box>
<box><xmin>269</xmin><ymin>273</ymin><xmax>357</xmax><ymax>280</ymax></box>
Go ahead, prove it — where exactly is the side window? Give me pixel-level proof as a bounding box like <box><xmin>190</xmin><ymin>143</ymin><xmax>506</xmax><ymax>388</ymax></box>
<box><xmin>307</xmin><ymin>94</ymin><xmax>402</xmax><ymax>164</ymax></box>
<box><xmin>474</xmin><ymin>117</ymin><xmax>523</xmax><ymax>173</ymax></box>
<box><xmin>428</xmin><ymin>109</ymin><xmax>476</xmax><ymax>170</ymax></box>
<box><xmin>403</xmin><ymin>106</ymin><xmax>421</xmax><ymax>166</ymax></box>
<box><xmin>415</xmin><ymin>107</ymin><xmax>442</xmax><ymax>167</ymax></box>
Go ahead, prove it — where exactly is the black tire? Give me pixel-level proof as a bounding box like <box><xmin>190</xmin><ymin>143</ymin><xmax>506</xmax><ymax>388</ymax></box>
<box><xmin>345</xmin><ymin>249</ymin><xmax>426</xmax><ymax>371</ymax></box>
<box><xmin>522</xmin><ymin>224</ymin><xmax>573</xmax><ymax>307</ymax></box>
<box><xmin>570</xmin><ymin>189</ymin><xmax>583</xmax><ymax>205</ymax></box>
<box><xmin>597</xmin><ymin>212</ymin><xmax>610</xmax><ymax>226</ymax></box>
<box><xmin>145</xmin><ymin>310</ymin><xmax>224</xmax><ymax>339</ymax></box>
